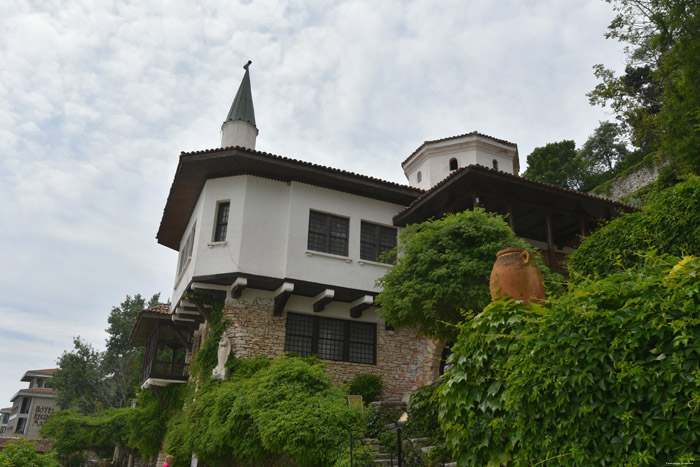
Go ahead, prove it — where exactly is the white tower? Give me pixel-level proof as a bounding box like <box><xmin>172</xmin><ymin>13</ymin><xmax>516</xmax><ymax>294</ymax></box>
<box><xmin>221</xmin><ymin>60</ymin><xmax>258</xmax><ymax>149</ymax></box>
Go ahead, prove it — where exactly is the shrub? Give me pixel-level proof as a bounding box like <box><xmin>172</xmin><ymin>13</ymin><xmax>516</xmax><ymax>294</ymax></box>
<box><xmin>347</xmin><ymin>373</ymin><xmax>383</xmax><ymax>404</ymax></box>
<box><xmin>569</xmin><ymin>178</ymin><xmax>700</xmax><ymax>282</ymax></box>
<box><xmin>441</xmin><ymin>255</ymin><xmax>700</xmax><ymax>465</ymax></box>
<box><xmin>165</xmin><ymin>356</ymin><xmax>361</xmax><ymax>467</ymax></box>
<box><xmin>0</xmin><ymin>439</ymin><xmax>60</xmax><ymax>467</ymax></box>
<box><xmin>405</xmin><ymin>383</ymin><xmax>441</xmax><ymax>439</ymax></box>
<box><xmin>377</xmin><ymin>208</ymin><xmax>549</xmax><ymax>340</ymax></box>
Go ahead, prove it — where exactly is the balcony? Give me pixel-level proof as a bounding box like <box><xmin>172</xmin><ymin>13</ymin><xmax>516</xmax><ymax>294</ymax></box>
<box><xmin>129</xmin><ymin>304</ymin><xmax>202</xmax><ymax>388</ymax></box>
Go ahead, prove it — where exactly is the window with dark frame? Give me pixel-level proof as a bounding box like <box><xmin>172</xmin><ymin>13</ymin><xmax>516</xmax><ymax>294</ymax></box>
<box><xmin>285</xmin><ymin>313</ymin><xmax>376</xmax><ymax>365</ymax></box>
<box><xmin>449</xmin><ymin>158</ymin><xmax>458</xmax><ymax>170</ymax></box>
<box><xmin>307</xmin><ymin>211</ymin><xmax>349</xmax><ymax>256</ymax></box>
<box><xmin>214</xmin><ymin>201</ymin><xmax>230</xmax><ymax>242</ymax></box>
<box><xmin>360</xmin><ymin>222</ymin><xmax>397</xmax><ymax>263</ymax></box>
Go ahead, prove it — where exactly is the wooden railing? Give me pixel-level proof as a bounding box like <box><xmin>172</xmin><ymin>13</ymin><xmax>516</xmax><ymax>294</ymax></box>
<box><xmin>541</xmin><ymin>250</ymin><xmax>569</xmax><ymax>275</ymax></box>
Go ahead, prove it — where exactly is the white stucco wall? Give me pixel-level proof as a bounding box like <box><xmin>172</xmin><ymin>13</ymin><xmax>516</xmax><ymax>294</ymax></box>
<box><xmin>404</xmin><ymin>137</ymin><xmax>518</xmax><ymax>189</ymax></box>
<box><xmin>171</xmin><ymin>175</ymin><xmax>403</xmax><ymax>304</ymax></box>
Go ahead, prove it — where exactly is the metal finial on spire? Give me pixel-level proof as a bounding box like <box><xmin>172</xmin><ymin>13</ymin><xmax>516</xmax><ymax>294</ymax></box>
<box><xmin>244</xmin><ymin>60</ymin><xmax>252</xmax><ymax>70</ymax></box>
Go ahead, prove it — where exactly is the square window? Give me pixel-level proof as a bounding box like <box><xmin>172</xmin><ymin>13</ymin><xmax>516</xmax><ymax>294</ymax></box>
<box><xmin>307</xmin><ymin>211</ymin><xmax>349</xmax><ymax>256</ymax></box>
<box><xmin>360</xmin><ymin>222</ymin><xmax>397</xmax><ymax>263</ymax></box>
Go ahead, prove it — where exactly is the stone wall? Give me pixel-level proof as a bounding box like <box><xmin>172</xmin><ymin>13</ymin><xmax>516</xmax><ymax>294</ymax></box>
<box><xmin>221</xmin><ymin>296</ymin><xmax>441</xmax><ymax>401</ymax></box>
<box><xmin>600</xmin><ymin>163</ymin><xmax>661</xmax><ymax>201</ymax></box>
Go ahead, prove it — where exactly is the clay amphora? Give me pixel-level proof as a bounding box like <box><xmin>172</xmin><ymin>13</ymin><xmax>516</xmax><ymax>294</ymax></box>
<box><xmin>489</xmin><ymin>247</ymin><xmax>545</xmax><ymax>304</ymax></box>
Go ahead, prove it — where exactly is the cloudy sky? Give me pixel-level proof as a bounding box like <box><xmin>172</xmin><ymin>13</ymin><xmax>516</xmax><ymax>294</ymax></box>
<box><xmin>0</xmin><ymin>0</ymin><xmax>625</xmax><ymax>407</ymax></box>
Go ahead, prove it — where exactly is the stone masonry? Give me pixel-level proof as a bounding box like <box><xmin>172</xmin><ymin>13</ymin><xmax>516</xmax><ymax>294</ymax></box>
<box><xmin>222</xmin><ymin>295</ymin><xmax>441</xmax><ymax>401</ymax></box>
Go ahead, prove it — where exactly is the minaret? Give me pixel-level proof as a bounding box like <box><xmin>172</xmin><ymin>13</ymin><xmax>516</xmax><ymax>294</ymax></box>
<box><xmin>221</xmin><ymin>60</ymin><xmax>258</xmax><ymax>149</ymax></box>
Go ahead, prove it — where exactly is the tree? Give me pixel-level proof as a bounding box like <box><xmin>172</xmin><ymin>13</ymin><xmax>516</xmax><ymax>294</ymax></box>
<box><xmin>589</xmin><ymin>0</ymin><xmax>700</xmax><ymax>174</ymax></box>
<box><xmin>578</xmin><ymin>121</ymin><xmax>630</xmax><ymax>174</ymax></box>
<box><xmin>522</xmin><ymin>140</ymin><xmax>587</xmax><ymax>190</ymax></box>
<box><xmin>375</xmin><ymin>209</ymin><xmax>540</xmax><ymax>341</ymax></box>
<box><xmin>52</xmin><ymin>337</ymin><xmax>105</xmax><ymax>414</ymax></box>
<box><xmin>51</xmin><ymin>293</ymin><xmax>161</xmax><ymax>413</ymax></box>
<box><xmin>103</xmin><ymin>294</ymin><xmax>161</xmax><ymax>409</ymax></box>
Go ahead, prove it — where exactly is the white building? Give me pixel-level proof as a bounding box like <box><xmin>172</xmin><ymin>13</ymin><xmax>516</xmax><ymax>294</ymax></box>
<box><xmin>4</xmin><ymin>369</ymin><xmax>58</xmax><ymax>439</ymax></box>
<box><xmin>132</xmin><ymin>64</ymin><xmax>633</xmax><ymax>399</ymax></box>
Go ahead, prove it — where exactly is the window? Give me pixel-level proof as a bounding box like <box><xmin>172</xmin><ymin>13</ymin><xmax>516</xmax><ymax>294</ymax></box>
<box><xmin>307</xmin><ymin>211</ymin><xmax>349</xmax><ymax>256</ymax></box>
<box><xmin>20</xmin><ymin>397</ymin><xmax>30</xmax><ymax>414</ymax></box>
<box><xmin>449</xmin><ymin>158</ymin><xmax>458</xmax><ymax>171</ymax></box>
<box><xmin>285</xmin><ymin>313</ymin><xmax>376</xmax><ymax>364</ymax></box>
<box><xmin>213</xmin><ymin>201</ymin><xmax>230</xmax><ymax>242</ymax></box>
<box><xmin>492</xmin><ymin>159</ymin><xmax>499</xmax><ymax>170</ymax></box>
<box><xmin>15</xmin><ymin>417</ymin><xmax>26</xmax><ymax>434</ymax></box>
<box><xmin>360</xmin><ymin>222</ymin><xmax>397</xmax><ymax>263</ymax></box>
<box><xmin>177</xmin><ymin>225</ymin><xmax>196</xmax><ymax>276</ymax></box>
<box><xmin>417</xmin><ymin>171</ymin><xmax>422</xmax><ymax>183</ymax></box>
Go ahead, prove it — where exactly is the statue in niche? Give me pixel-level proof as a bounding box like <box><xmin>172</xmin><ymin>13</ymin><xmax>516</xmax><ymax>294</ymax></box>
<box><xmin>212</xmin><ymin>334</ymin><xmax>231</xmax><ymax>380</ymax></box>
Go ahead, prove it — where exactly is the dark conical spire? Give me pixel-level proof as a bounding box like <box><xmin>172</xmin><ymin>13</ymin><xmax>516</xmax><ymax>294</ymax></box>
<box><xmin>225</xmin><ymin>60</ymin><xmax>256</xmax><ymax>127</ymax></box>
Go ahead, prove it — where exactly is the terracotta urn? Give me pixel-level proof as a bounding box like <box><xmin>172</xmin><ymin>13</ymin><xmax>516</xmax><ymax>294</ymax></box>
<box><xmin>489</xmin><ymin>247</ymin><xmax>545</xmax><ymax>304</ymax></box>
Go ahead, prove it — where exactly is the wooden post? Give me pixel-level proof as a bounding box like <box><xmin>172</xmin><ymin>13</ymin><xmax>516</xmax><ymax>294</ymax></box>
<box><xmin>545</xmin><ymin>213</ymin><xmax>555</xmax><ymax>268</ymax></box>
<box><xmin>506</xmin><ymin>204</ymin><xmax>516</xmax><ymax>232</ymax></box>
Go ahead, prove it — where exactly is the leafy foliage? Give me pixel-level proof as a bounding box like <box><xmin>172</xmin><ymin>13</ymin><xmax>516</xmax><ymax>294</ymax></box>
<box><xmin>522</xmin><ymin>140</ymin><xmax>588</xmax><ymax>190</ymax></box>
<box><xmin>0</xmin><ymin>439</ymin><xmax>60</xmax><ymax>467</ymax></box>
<box><xmin>164</xmin><ymin>356</ymin><xmax>360</xmax><ymax>467</ymax></box>
<box><xmin>376</xmin><ymin>209</ymin><xmax>543</xmax><ymax>340</ymax></box>
<box><xmin>346</xmin><ymin>373</ymin><xmax>383</xmax><ymax>404</ymax></box>
<box><xmin>405</xmin><ymin>383</ymin><xmax>441</xmax><ymax>440</ymax></box>
<box><xmin>569</xmin><ymin>178</ymin><xmax>700</xmax><ymax>281</ymax></box>
<box><xmin>589</xmin><ymin>0</ymin><xmax>700</xmax><ymax>175</ymax></box>
<box><xmin>41</xmin><ymin>407</ymin><xmax>130</xmax><ymax>461</ymax></box>
<box><xmin>441</xmin><ymin>255</ymin><xmax>700</xmax><ymax>465</ymax></box>
<box><xmin>51</xmin><ymin>293</ymin><xmax>161</xmax><ymax>413</ymax></box>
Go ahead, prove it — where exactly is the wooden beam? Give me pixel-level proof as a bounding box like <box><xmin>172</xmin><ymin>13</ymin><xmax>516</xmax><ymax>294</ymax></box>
<box><xmin>506</xmin><ymin>204</ymin><xmax>516</xmax><ymax>232</ymax></box>
<box><xmin>190</xmin><ymin>282</ymin><xmax>228</xmax><ymax>293</ymax></box>
<box><xmin>192</xmin><ymin>301</ymin><xmax>212</xmax><ymax>322</ymax></box>
<box><xmin>312</xmin><ymin>289</ymin><xmax>335</xmax><ymax>313</ymax></box>
<box><xmin>273</xmin><ymin>282</ymin><xmax>294</xmax><ymax>317</ymax></box>
<box><xmin>545</xmin><ymin>212</ymin><xmax>555</xmax><ymax>267</ymax></box>
<box><xmin>350</xmin><ymin>295</ymin><xmax>374</xmax><ymax>319</ymax></box>
<box><xmin>231</xmin><ymin>277</ymin><xmax>248</xmax><ymax>299</ymax></box>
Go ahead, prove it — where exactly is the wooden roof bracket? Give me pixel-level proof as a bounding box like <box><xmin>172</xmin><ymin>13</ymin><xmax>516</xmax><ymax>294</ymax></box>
<box><xmin>350</xmin><ymin>295</ymin><xmax>374</xmax><ymax>318</ymax></box>
<box><xmin>312</xmin><ymin>289</ymin><xmax>335</xmax><ymax>313</ymax></box>
<box><xmin>273</xmin><ymin>282</ymin><xmax>294</xmax><ymax>316</ymax></box>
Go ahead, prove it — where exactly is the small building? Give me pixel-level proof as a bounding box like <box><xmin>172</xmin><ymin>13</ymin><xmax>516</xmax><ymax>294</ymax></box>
<box><xmin>131</xmin><ymin>64</ymin><xmax>634</xmax><ymax>401</ymax></box>
<box><xmin>4</xmin><ymin>369</ymin><xmax>58</xmax><ymax>439</ymax></box>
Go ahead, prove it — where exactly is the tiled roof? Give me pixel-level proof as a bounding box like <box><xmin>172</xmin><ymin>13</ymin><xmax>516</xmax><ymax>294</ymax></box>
<box><xmin>402</xmin><ymin>131</ymin><xmax>518</xmax><ymax>166</ymax></box>
<box><xmin>394</xmin><ymin>164</ymin><xmax>636</xmax><ymax>221</ymax></box>
<box><xmin>22</xmin><ymin>388</ymin><xmax>57</xmax><ymax>394</ymax></box>
<box><xmin>128</xmin><ymin>304</ymin><xmax>172</xmax><ymax>342</ymax></box>
<box><xmin>27</xmin><ymin>369</ymin><xmax>58</xmax><ymax>375</ymax></box>
<box><xmin>182</xmin><ymin>145</ymin><xmax>423</xmax><ymax>194</ymax></box>
<box><xmin>1</xmin><ymin>407</ymin><xmax>11</xmax><ymax>411</ymax></box>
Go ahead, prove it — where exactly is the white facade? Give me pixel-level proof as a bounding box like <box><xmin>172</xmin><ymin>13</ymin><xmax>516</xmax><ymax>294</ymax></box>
<box><xmin>172</xmin><ymin>175</ymin><xmax>402</xmax><ymax>305</ymax></box>
<box><xmin>402</xmin><ymin>133</ymin><xmax>520</xmax><ymax>190</ymax></box>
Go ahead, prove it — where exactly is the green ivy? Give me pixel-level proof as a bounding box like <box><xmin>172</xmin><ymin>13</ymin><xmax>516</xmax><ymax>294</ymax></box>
<box><xmin>165</xmin><ymin>356</ymin><xmax>362</xmax><ymax>467</ymax></box>
<box><xmin>569</xmin><ymin>178</ymin><xmax>700</xmax><ymax>282</ymax></box>
<box><xmin>441</xmin><ymin>255</ymin><xmax>700</xmax><ymax>465</ymax></box>
<box><xmin>186</xmin><ymin>293</ymin><xmax>227</xmax><ymax>380</ymax></box>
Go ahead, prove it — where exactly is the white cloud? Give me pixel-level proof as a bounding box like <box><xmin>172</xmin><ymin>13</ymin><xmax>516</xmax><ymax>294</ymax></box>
<box><xmin>0</xmin><ymin>0</ymin><xmax>626</xmax><ymax>405</ymax></box>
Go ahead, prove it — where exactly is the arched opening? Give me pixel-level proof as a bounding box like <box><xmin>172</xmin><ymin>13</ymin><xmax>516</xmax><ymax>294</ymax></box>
<box><xmin>449</xmin><ymin>158</ymin><xmax>458</xmax><ymax>171</ymax></box>
<box><xmin>417</xmin><ymin>171</ymin><xmax>422</xmax><ymax>183</ymax></box>
<box><xmin>492</xmin><ymin>159</ymin><xmax>499</xmax><ymax>170</ymax></box>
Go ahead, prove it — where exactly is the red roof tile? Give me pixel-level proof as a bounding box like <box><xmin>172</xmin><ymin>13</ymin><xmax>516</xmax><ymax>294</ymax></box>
<box><xmin>184</xmin><ymin>145</ymin><xmax>424</xmax><ymax>193</ymax></box>
<box><xmin>394</xmin><ymin>164</ymin><xmax>635</xmax><ymax>221</ymax></box>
